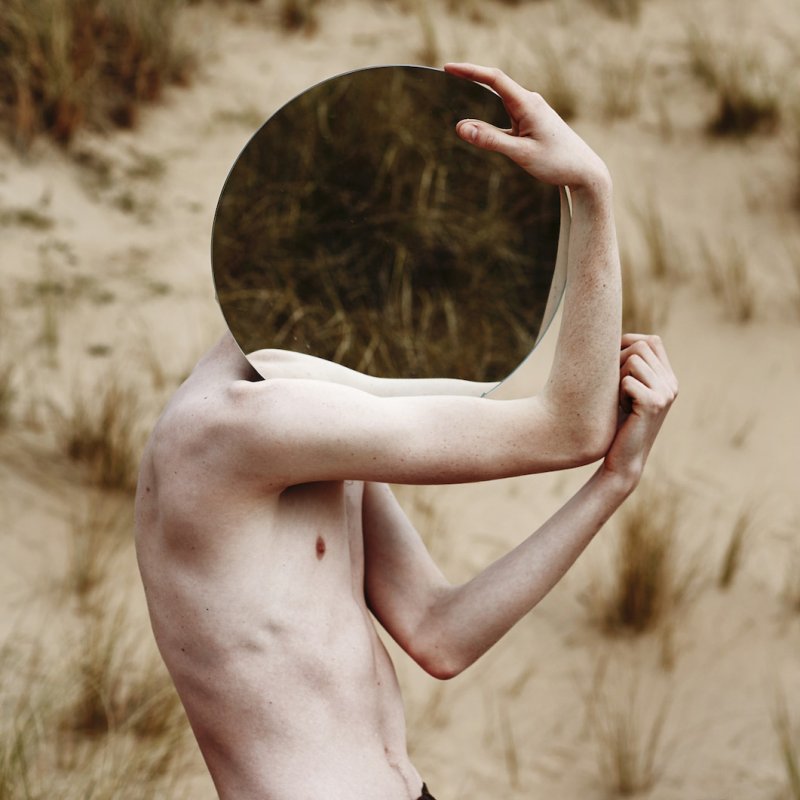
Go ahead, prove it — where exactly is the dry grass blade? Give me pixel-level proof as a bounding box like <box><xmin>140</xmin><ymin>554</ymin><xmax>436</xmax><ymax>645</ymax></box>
<box><xmin>0</xmin><ymin>361</ymin><xmax>14</xmax><ymax>430</ymax></box>
<box><xmin>774</xmin><ymin>695</ymin><xmax>800</xmax><ymax>800</ymax></box>
<box><xmin>698</xmin><ymin>235</ymin><xmax>757</xmax><ymax>324</ymax></box>
<box><xmin>0</xmin><ymin>637</ymin><xmax>48</xmax><ymax>799</ymax></box>
<box><xmin>589</xmin><ymin>0</ymin><xmax>643</xmax><ymax>23</ymax></box>
<box><xmin>62</xmin><ymin>604</ymin><xmax>187</xmax><ymax>746</ymax></box>
<box><xmin>717</xmin><ymin>504</ymin><xmax>755</xmax><ymax>590</ymax></box>
<box><xmin>598</xmin><ymin>52</ymin><xmax>645</xmax><ymax>121</ymax></box>
<box><xmin>411</xmin><ymin>0</ymin><xmax>439</xmax><ymax>66</ymax></box>
<box><xmin>531</xmin><ymin>37</ymin><xmax>579</xmax><ymax>121</ymax></box>
<box><xmin>633</xmin><ymin>198</ymin><xmax>679</xmax><ymax>282</ymax></box>
<box><xmin>587</xmin><ymin>663</ymin><xmax>673</xmax><ymax>796</ymax></box>
<box><xmin>65</xmin><ymin>493</ymin><xmax>131</xmax><ymax>606</ymax></box>
<box><xmin>781</xmin><ymin>543</ymin><xmax>800</xmax><ymax>616</ymax></box>
<box><xmin>621</xmin><ymin>248</ymin><xmax>670</xmax><ymax>334</ymax></box>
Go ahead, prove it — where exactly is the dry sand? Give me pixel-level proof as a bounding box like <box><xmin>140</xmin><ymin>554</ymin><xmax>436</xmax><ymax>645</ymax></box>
<box><xmin>1</xmin><ymin>0</ymin><xmax>799</xmax><ymax>797</ymax></box>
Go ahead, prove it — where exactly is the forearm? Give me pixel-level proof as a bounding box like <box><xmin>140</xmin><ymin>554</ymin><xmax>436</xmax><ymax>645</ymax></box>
<box><xmin>425</xmin><ymin>465</ymin><xmax>632</xmax><ymax>677</ymax></box>
<box><xmin>541</xmin><ymin>181</ymin><xmax>622</xmax><ymax>451</ymax></box>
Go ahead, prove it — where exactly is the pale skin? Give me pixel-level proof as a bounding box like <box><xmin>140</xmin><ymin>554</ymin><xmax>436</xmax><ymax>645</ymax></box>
<box><xmin>135</xmin><ymin>63</ymin><xmax>678</xmax><ymax>800</ymax></box>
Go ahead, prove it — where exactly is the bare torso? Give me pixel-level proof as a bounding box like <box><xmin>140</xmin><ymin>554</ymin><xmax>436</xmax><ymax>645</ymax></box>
<box><xmin>134</xmin><ymin>337</ymin><xmax>423</xmax><ymax>800</ymax></box>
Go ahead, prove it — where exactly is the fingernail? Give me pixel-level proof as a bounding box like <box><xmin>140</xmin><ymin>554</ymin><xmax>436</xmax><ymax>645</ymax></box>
<box><xmin>462</xmin><ymin>123</ymin><xmax>478</xmax><ymax>141</ymax></box>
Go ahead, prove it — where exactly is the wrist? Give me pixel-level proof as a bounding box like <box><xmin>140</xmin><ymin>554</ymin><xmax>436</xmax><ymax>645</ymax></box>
<box><xmin>567</xmin><ymin>163</ymin><xmax>613</xmax><ymax>204</ymax></box>
<box><xmin>593</xmin><ymin>462</ymin><xmax>640</xmax><ymax>502</ymax></box>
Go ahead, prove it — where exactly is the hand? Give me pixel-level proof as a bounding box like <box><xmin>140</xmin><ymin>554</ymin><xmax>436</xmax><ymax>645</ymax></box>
<box><xmin>601</xmin><ymin>334</ymin><xmax>679</xmax><ymax>490</ymax></box>
<box><xmin>443</xmin><ymin>62</ymin><xmax>610</xmax><ymax>193</ymax></box>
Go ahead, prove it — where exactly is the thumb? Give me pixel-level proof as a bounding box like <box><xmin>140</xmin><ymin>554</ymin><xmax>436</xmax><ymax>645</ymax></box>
<box><xmin>455</xmin><ymin>119</ymin><xmax>528</xmax><ymax>162</ymax></box>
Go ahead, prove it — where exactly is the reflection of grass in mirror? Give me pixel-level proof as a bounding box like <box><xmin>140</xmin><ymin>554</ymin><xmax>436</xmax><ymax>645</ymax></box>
<box><xmin>214</xmin><ymin>68</ymin><xmax>561</xmax><ymax>380</ymax></box>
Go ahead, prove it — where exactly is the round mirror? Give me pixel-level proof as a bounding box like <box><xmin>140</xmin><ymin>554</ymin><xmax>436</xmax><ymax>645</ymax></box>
<box><xmin>212</xmin><ymin>65</ymin><xmax>567</xmax><ymax>384</ymax></box>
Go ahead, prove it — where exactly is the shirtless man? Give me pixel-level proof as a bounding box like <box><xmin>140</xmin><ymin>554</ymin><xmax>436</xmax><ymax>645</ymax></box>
<box><xmin>134</xmin><ymin>63</ymin><xmax>678</xmax><ymax>800</ymax></box>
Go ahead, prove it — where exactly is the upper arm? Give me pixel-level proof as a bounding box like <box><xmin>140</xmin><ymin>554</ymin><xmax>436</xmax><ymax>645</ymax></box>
<box><xmin>226</xmin><ymin>376</ymin><xmax>597</xmax><ymax>489</ymax></box>
<box><xmin>361</xmin><ymin>482</ymin><xmax>451</xmax><ymax>673</ymax></box>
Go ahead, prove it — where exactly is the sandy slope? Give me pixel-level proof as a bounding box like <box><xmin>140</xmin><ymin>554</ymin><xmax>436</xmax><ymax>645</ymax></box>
<box><xmin>1</xmin><ymin>0</ymin><xmax>799</xmax><ymax>797</ymax></box>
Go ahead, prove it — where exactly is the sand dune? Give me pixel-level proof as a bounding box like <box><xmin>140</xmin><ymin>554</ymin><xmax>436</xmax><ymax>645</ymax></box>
<box><xmin>1</xmin><ymin>0</ymin><xmax>799</xmax><ymax>797</ymax></box>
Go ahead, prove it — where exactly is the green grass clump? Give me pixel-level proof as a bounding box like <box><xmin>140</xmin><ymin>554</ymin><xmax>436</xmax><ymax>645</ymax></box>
<box><xmin>0</xmin><ymin>0</ymin><xmax>192</xmax><ymax>148</ymax></box>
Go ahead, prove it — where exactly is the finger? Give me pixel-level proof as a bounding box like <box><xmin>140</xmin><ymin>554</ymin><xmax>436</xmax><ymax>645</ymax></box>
<box><xmin>620</xmin><ymin>373</ymin><xmax>662</xmax><ymax>414</ymax></box>
<box><xmin>455</xmin><ymin>119</ymin><xmax>530</xmax><ymax>162</ymax></box>
<box><xmin>444</xmin><ymin>63</ymin><xmax>529</xmax><ymax>116</ymax></box>
<box><xmin>620</xmin><ymin>338</ymin><xmax>677</xmax><ymax>394</ymax></box>
<box><xmin>621</xmin><ymin>333</ymin><xmax>674</xmax><ymax>374</ymax></box>
<box><xmin>621</xmin><ymin>352</ymin><xmax>659</xmax><ymax>389</ymax></box>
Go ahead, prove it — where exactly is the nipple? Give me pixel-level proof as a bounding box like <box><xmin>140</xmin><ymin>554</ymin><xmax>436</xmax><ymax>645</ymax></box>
<box><xmin>315</xmin><ymin>536</ymin><xmax>326</xmax><ymax>560</ymax></box>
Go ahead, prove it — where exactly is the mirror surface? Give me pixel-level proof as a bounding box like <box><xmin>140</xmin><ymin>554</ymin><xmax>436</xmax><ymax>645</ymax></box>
<box><xmin>212</xmin><ymin>65</ymin><xmax>566</xmax><ymax>383</ymax></box>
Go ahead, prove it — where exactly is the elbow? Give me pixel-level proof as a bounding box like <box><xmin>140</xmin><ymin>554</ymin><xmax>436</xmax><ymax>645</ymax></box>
<box><xmin>409</xmin><ymin>630</ymin><xmax>471</xmax><ymax>681</ymax></box>
<box><xmin>573</xmin><ymin>417</ymin><xmax>616</xmax><ymax>464</ymax></box>
<box><xmin>540</xmin><ymin>394</ymin><xmax>617</xmax><ymax>469</ymax></box>
<box><xmin>415</xmin><ymin>649</ymin><xmax>467</xmax><ymax>681</ymax></box>
<box><xmin>555</xmin><ymin>400</ymin><xmax>617</xmax><ymax>466</ymax></box>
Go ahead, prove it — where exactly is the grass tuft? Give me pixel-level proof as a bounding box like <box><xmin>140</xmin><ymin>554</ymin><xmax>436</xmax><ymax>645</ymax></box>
<box><xmin>279</xmin><ymin>0</ymin><xmax>319</xmax><ymax>33</ymax></box>
<box><xmin>589</xmin><ymin>0</ymin><xmax>643</xmax><ymax>23</ymax></box>
<box><xmin>410</xmin><ymin>0</ymin><xmax>439</xmax><ymax>67</ymax></box>
<box><xmin>586</xmin><ymin>482</ymin><xmax>691</xmax><ymax>636</ymax></box>
<box><xmin>0</xmin><ymin>0</ymin><xmax>192</xmax><ymax>148</ymax></box>
<box><xmin>533</xmin><ymin>38</ymin><xmax>579</xmax><ymax>122</ymax></box>
<box><xmin>633</xmin><ymin>198</ymin><xmax>680</xmax><ymax>282</ymax></box>
<box><xmin>621</xmin><ymin>248</ymin><xmax>670</xmax><ymax>334</ymax></box>
<box><xmin>63</xmin><ymin>605</ymin><xmax>186</xmax><ymax>742</ymax></box>
<box><xmin>598</xmin><ymin>52</ymin><xmax>645</xmax><ymax>121</ymax></box>
<box><xmin>698</xmin><ymin>235</ymin><xmax>757</xmax><ymax>323</ymax></box>
<box><xmin>686</xmin><ymin>24</ymin><xmax>780</xmax><ymax>138</ymax></box>
<box><xmin>53</xmin><ymin>378</ymin><xmax>141</xmax><ymax>491</ymax></box>
<box><xmin>65</xmin><ymin>494</ymin><xmax>131</xmax><ymax>606</ymax></box>
<box><xmin>588</xmin><ymin>664</ymin><xmax>672</xmax><ymax>796</ymax></box>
